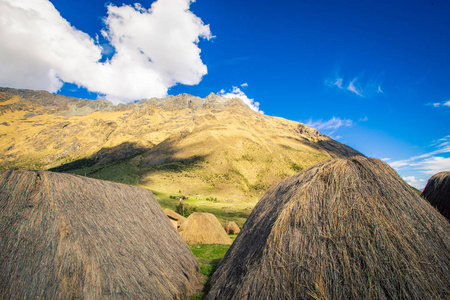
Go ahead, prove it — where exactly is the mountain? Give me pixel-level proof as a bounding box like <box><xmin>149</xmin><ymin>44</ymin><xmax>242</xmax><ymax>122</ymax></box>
<box><xmin>0</xmin><ymin>87</ymin><xmax>362</xmax><ymax>201</ymax></box>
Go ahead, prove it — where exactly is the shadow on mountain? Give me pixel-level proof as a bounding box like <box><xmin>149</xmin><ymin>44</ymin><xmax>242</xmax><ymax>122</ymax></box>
<box><xmin>50</xmin><ymin>142</ymin><xmax>148</xmax><ymax>172</ymax></box>
<box><xmin>50</xmin><ymin>140</ymin><xmax>207</xmax><ymax>188</ymax></box>
<box><xmin>140</xmin><ymin>155</ymin><xmax>206</xmax><ymax>174</ymax></box>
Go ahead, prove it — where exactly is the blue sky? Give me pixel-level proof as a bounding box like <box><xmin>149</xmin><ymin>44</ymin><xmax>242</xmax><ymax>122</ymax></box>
<box><xmin>0</xmin><ymin>0</ymin><xmax>449</xmax><ymax>189</ymax></box>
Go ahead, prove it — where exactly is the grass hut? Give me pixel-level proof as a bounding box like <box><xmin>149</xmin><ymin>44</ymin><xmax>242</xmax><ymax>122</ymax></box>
<box><xmin>205</xmin><ymin>156</ymin><xmax>450</xmax><ymax>299</ymax></box>
<box><xmin>422</xmin><ymin>171</ymin><xmax>450</xmax><ymax>221</ymax></box>
<box><xmin>178</xmin><ymin>212</ymin><xmax>232</xmax><ymax>245</ymax></box>
<box><xmin>164</xmin><ymin>208</ymin><xmax>186</xmax><ymax>228</ymax></box>
<box><xmin>224</xmin><ymin>221</ymin><xmax>240</xmax><ymax>234</ymax></box>
<box><xmin>0</xmin><ymin>169</ymin><xmax>202</xmax><ymax>299</ymax></box>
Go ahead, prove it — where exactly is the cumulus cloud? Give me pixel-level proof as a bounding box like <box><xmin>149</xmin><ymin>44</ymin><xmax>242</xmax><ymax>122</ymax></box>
<box><xmin>0</xmin><ymin>0</ymin><xmax>212</xmax><ymax>103</ymax></box>
<box><xmin>218</xmin><ymin>86</ymin><xmax>263</xmax><ymax>114</ymax></box>
<box><xmin>389</xmin><ymin>135</ymin><xmax>450</xmax><ymax>190</ymax></box>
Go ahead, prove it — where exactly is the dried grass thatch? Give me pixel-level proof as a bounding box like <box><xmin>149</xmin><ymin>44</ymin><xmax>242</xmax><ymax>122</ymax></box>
<box><xmin>164</xmin><ymin>208</ymin><xmax>186</xmax><ymax>228</ymax></box>
<box><xmin>205</xmin><ymin>156</ymin><xmax>450</xmax><ymax>299</ymax></box>
<box><xmin>178</xmin><ymin>212</ymin><xmax>232</xmax><ymax>245</ymax></box>
<box><xmin>0</xmin><ymin>169</ymin><xmax>202</xmax><ymax>299</ymax></box>
<box><xmin>422</xmin><ymin>171</ymin><xmax>450</xmax><ymax>221</ymax></box>
<box><xmin>224</xmin><ymin>221</ymin><xmax>240</xmax><ymax>234</ymax></box>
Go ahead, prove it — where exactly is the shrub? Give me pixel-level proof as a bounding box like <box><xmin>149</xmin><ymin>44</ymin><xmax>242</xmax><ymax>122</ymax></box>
<box><xmin>176</xmin><ymin>202</ymin><xmax>198</xmax><ymax>217</ymax></box>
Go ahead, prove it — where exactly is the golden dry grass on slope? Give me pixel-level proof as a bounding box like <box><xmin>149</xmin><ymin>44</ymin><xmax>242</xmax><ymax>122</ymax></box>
<box><xmin>0</xmin><ymin>88</ymin><xmax>360</xmax><ymax>201</ymax></box>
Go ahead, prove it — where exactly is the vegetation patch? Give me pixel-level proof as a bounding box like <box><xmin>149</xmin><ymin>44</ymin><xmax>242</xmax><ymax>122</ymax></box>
<box><xmin>290</xmin><ymin>162</ymin><xmax>303</xmax><ymax>172</ymax></box>
<box><xmin>63</xmin><ymin>159</ymin><xmax>141</xmax><ymax>185</ymax></box>
<box><xmin>147</xmin><ymin>155</ymin><xmax>205</xmax><ymax>173</ymax></box>
<box><xmin>189</xmin><ymin>235</ymin><xmax>237</xmax><ymax>299</ymax></box>
<box><xmin>152</xmin><ymin>191</ymin><xmax>252</xmax><ymax>228</ymax></box>
<box><xmin>175</xmin><ymin>202</ymin><xmax>198</xmax><ymax>217</ymax></box>
<box><xmin>50</xmin><ymin>157</ymin><xmax>96</xmax><ymax>172</ymax></box>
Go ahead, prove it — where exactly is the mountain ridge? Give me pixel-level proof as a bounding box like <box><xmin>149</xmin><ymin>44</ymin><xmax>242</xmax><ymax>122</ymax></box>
<box><xmin>0</xmin><ymin>87</ymin><xmax>362</xmax><ymax>201</ymax></box>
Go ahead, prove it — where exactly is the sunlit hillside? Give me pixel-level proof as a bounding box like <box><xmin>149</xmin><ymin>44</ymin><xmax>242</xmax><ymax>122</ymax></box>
<box><xmin>0</xmin><ymin>87</ymin><xmax>361</xmax><ymax>202</ymax></box>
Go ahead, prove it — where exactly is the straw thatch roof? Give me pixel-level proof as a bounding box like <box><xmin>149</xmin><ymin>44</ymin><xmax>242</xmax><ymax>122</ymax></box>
<box><xmin>225</xmin><ymin>221</ymin><xmax>240</xmax><ymax>234</ymax></box>
<box><xmin>178</xmin><ymin>212</ymin><xmax>232</xmax><ymax>245</ymax></box>
<box><xmin>164</xmin><ymin>208</ymin><xmax>186</xmax><ymax>228</ymax></box>
<box><xmin>0</xmin><ymin>169</ymin><xmax>202</xmax><ymax>299</ymax></box>
<box><xmin>422</xmin><ymin>171</ymin><xmax>450</xmax><ymax>221</ymax></box>
<box><xmin>205</xmin><ymin>156</ymin><xmax>450</xmax><ymax>299</ymax></box>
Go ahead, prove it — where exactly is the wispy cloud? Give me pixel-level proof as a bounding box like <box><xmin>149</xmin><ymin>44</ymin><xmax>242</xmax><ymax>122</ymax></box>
<box><xmin>332</xmin><ymin>78</ymin><xmax>343</xmax><ymax>89</ymax></box>
<box><xmin>305</xmin><ymin>116</ymin><xmax>353</xmax><ymax>136</ymax></box>
<box><xmin>326</xmin><ymin>74</ymin><xmax>384</xmax><ymax>98</ymax></box>
<box><xmin>347</xmin><ymin>78</ymin><xmax>364</xmax><ymax>97</ymax></box>
<box><xmin>388</xmin><ymin>135</ymin><xmax>450</xmax><ymax>190</ymax></box>
<box><xmin>0</xmin><ymin>0</ymin><xmax>212</xmax><ymax>103</ymax></box>
<box><xmin>218</xmin><ymin>85</ymin><xmax>263</xmax><ymax>114</ymax></box>
<box><xmin>359</xmin><ymin>116</ymin><xmax>369</xmax><ymax>122</ymax></box>
<box><xmin>428</xmin><ymin>100</ymin><xmax>450</xmax><ymax>108</ymax></box>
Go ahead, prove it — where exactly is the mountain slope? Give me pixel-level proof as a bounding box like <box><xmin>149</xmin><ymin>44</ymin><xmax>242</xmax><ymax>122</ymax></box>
<box><xmin>0</xmin><ymin>87</ymin><xmax>361</xmax><ymax>201</ymax></box>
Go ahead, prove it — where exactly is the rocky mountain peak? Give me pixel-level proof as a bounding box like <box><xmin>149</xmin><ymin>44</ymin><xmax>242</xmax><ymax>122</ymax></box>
<box><xmin>127</xmin><ymin>92</ymin><xmax>247</xmax><ymax>112</ymax></box>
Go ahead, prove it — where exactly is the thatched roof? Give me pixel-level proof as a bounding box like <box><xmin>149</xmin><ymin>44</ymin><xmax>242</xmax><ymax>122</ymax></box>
<box><xmin>205</xmin><ymin>156</ymin><xmax>450</xmax><ymax>299</ymax></box>
<box><xmin>164</xmin><ymin>208</ymin><xmax>186</xmax><ymax>228</ymax></box>
<box><xmin>164</xmin><ymin>208</ymin><xmax>186</xmax><ymax>221</ymax></box>
<box><xmin>0</xmin><ymin>169</ymin><xmax>202</xmax><ymax>299</ymax></box>
<box><xmin>178</xmin><ymin>213</ymin><xmax>232</xmax><ymax>245</ymax></box>
<box><xmin>422</xmin><ymin>171</ymin><xmax>450</xmax><ymax>221</ymax></box>
<box><xmin>225</xmin><ymin>221</ymin><xmax>240</xmax><ymax>234</ymax></box>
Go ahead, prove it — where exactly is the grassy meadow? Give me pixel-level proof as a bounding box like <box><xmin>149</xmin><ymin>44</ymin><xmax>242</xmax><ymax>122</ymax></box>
<box><xmin>189</xmin><ymin>235</ymin><xmax>237</xmax><ymax>299</ymax></box>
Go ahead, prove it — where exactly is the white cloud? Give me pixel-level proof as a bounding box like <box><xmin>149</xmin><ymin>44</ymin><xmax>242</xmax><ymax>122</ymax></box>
<box><xmin>428</xmin><ymin>99</ymin><xmax>450</xmax><ymax>108</ymax></box>
<box><xmin>305</xmin><ymin>116</ymin><xmax>353</xmax><ymax>131</ymax></box>
<box><xmin>402</xmin><ymin>176</ymin><xmax>426</xmax><ymax>189</ymax></box>
<box><xmin>417</xmin><ymin>156</ymin><xmax>450</xmax><ymax>175</ymax></box>
<box><xmin>388</xmin><ymin>136</ymin><xmax>450</xmax><ymax>190</ymax></box>
<box><xmin>347</xmin><ymin>78</ymin><xmax>364</xmax><ymax>97</ymax></box>
<box><xmin>326</xmin><ymin>74</ymin><xmax>383</xmax><ymax>98</ymax></box>
<box><xmin>218</xmin><ymin>86</ymin><xmax>263</xmax><ymax>114</ymax></box>
<box><xmin>0</xmin><ymin>0</ymin><xmax>212</xmax><ymax>103</ymax></box>
<box><xmin>333</xmin><ymin>78</ymin><xmax>343</xmax><ymax>89</ymax></box>
<box><xmin>359</xmin><ymin>116</ymin><xmax>368</xmax><ymax>122</ymax></box>
<box><xmin>241</xmin><ymin>83</ymin><xmax>248</xmax><ymax>87</ymax></box>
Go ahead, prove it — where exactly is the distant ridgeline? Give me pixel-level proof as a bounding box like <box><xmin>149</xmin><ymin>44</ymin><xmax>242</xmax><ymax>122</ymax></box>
<box><xmin>0</xmin><ymin>87</ymin><xmax>361</xmax><ymax>201</ymax></box>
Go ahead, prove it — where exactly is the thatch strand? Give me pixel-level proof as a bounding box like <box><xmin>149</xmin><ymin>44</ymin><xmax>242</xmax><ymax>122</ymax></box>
<box><xmin>422</xmin><ymin>171</ymin><xmax>450</xmax><ymax>221</ymax></box>
<box><xmin>205</xmin><ymin>156</ymin><xmax>450</xmax><ymax>299</ymax></box>
<box><xmin>0</xmin><ymin>169</ymin><xmax>202</xmax><ymax>299</ymax></box>
<box><xmin>178</xmin><ymin>213</ymin><xmax>232</xmax><ymax>245</ymax></box>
